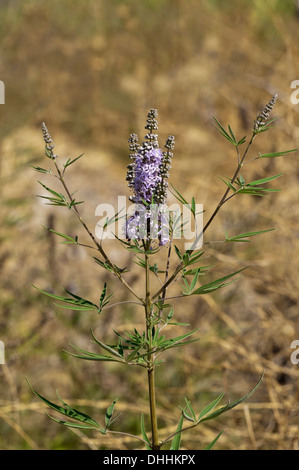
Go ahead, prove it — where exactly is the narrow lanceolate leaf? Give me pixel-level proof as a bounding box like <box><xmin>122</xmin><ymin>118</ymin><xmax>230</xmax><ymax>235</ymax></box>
<box><xmin>198</xmin><ymin>393</ymin><xmax>224</xmax><ymax>421</ymax></box>
<box><xmin>105</xmin><ymin>398</ymin><xmax>119</xmax><ymax>429</ymax></box>
<box><xmin>174</xmin><ymin>245</ymin><xmax>183</xmax><ymax>260</ymax></box>
<box><xmin>43</xmin><ymin>227</ymin><xmax>79</xmax><ymax>245</ymax></box>
<box><xmin>191</xmin><ymin>197</ymin><xmax>196</xmax><ymax>217</ymax></box>
<box><xmin>170</xmin><ymin>415</ymin><xmax>184</xmax><ymax>450</ymax></box>
<box><xmin>32</xmin><ymin>285</ymin><xmax>99</xmax><ymax>312</ymax></box>
<box><xmin>37</xmin><ymin>180</ymin><xmax>71</xmax><ymax>207</ymax></box>
<box><xmin>45</xmin><ymin>413</ymin><xmax>101</xmax><ymax>430</ymax></box>
<box><xmin>212</xmin><ymin>116</ymin><xmax>237</xmax><ymax>145</ymax></box>
<box><xmin>93</xmin><ymin>257</ymin><xmax>116</xmax><ymax>273</ymax></box>
<box><xmin>185</xmin><ymin>250</ymin><xmax>205</xmax><ymax>264</ymax></box>
<box><xmin>90</xmin><ymin>330</ymin><xmax>124</xmax><ymax>359</ymax></box>
<box><xmin>182</xmin><ymin>267</ymin><xmax>248</xmax><ymax>296</ymax></box>
<box><xmin>246</xmin><ymin>173</ymin><xmax>283</xmax><ymax>186</ymax></box>
<box><xmin>225</xmin><ymin>228</ymin><xmax>275</xmax><ymax>243</ymax></box>
<box><xmin>237</xmin><ymin>187</ymin><xmax>280</xmax><ymax>196</ymax></box>
<box><xmin>219</xmin><ymin>176</ymin><xmax>237</xmax><ymax>193</ymax></box>
<box><xmin>64</xmin><ymin>153</ymin><xmax>84</xmax><ymax>169</ymax></box>
<box><xmin>156</xmin><ymin>329</ymin><xmax>199</xmax><ymax>351</ymax></box>
<box><xmin>258</xmin><ymin>149</ymin><xmax>297</xmax><ymax>159</ymax></box>
<box><xmin>204</xmin><ymin>431</ymin><xmax>223</xmax><ymax>450</ymax></box>
<box><xmin>37</xmin><ymin>181</ymin><xmax>63</xmax><ymax>199</ymax></box>
<box><xmin>98</xmin><ymin>282</ymin><xmax>113</xmax><ymax>313</ymax></box>
<box><xmin>140</xmin><ymin>415</ymin><xmax>152</xmax><ymax>450</ymax></box>
<box><xmin>26</xmin><ymin>378</ymin><xmax>104</xmax><ymax>431</ymax></box>
<box><xmin>199</xmin><ymin>372</ymin><xmax>264</xmax><ymax>424</ymax></box>
<box><xmin>63</xmin><ymin>344</ymin><xmax>124</xmax><ymax>363</ymax></box>
<box><xmin>32</xmin><ymin>166</ymin><xmax>51</xmax><ymax>174</ymax></box>
<box><xmin>253</xmin><ymin>116</ymin><xmax>279</xmax><ymax>134</ymax></box>
<box><xmin>169</xmin><ymin>184</ymin><xmax>188</xmax><ymax>205</ymax></box>
<box><xmin>184</xmin><ymin>265</ymin><xmax>211</xmax><ymax>276</ymax></box>
<box><xmin>180</xmin><ymin>270</ymin><xmax>200</xmax><ymax>295</ymax></box>
<box><xmin>181</xmin><ymin>398</ymin><xmax>196</xmax><ymax>423</ymax></box>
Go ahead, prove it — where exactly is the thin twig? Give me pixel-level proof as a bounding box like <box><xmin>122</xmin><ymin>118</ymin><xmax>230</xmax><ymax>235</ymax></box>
<box><xmin>106</xmin><ymin>429</ymin><xmax>149</xmax><ymax>447</ymax></box>
<box><xmin>101</xmin><ymin>300</ymin><xmax>144</xmax><ymax>311</ymax></box>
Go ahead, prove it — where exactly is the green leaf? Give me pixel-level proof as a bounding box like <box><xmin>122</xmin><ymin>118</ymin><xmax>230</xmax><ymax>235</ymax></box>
<box><xmin>45</xmin><ymin>413</ymin><xmax>101</xmax><ymax>430</ymax></box>
<box><xmin>64</xmin><ymin>344</ymin><xmax>124</xmax><ymax>363</ymax></box>
<box><xmin>170</xmin><ymin>415</ymin><xmax>184</xmax><ymax>450</ymax></box>
<box><xmin>32</xmin><ymin>165</ymin><xmax>51</xmax><ymax>174</ymax></box>
<box><xmin>64</xmin><ymin>153</ymin><xmax>84</xmax><ymax>169</ymax></box>
<box><xmin>237</xmin><ymin>136</ymin><xmax>246</xmax><ymax>146</ymax></box>
<box><xmin>90</xmin><ymin>330</ymin><xmax>124</xmax><ymax>359</ymax></box>
<box><xmin>181</xmin><ymin>398</ymin><xmax>196</xmax><ymax>423</ymax></box>
<box><xmin>189</xmin><ymin>270</ymin><xmax>200</xmax><ymax>292</ymax></box>
<box><xmin>198</xmin><ymin>393</ymin><xmax>224</xmax><ymax>421</ymax></box>
<box><xmin>186</xmin><ymin>250</ymin><xmax>205</xmax><ymax>264</ymax></box>
<box><xmin>169</xmin><ymin>184</ymin><xmax>188</xmax><ymax>205</ymax></box>
<box><xmin>37</xmin><ymin>181</ymin><xmax>66</xmax><ymax>201</ymax></box>
<box><xmin>26</xmin><ymin>378</ymin><xmax>103</xmax><ymax>431</ymax></box>
<box><xmin>183</xmin><ymin>253</ymin><xmax>190</xmax><ymax>267</ymax></box>
<box><xmin>204</xmin><ymin>431</ymin><xmax>223</xmax><ymax>450</ymax></box>
<box><xmin>199</xmin><ymin>372</ymin><xmax>264</xmax><ymax>424</ymax></box>
<box><xmin>105</xmin><ymin>398</ymin><xmax>119</xmax><ymax>429</ymax></box>
<box><xmin>212</xmin><ymin>116</ymin><xmax>237</xmax><ymax>145</ymax></box>
<box><xmin>156</xmin><ymin>329</ymin><xmax>199</xmax><ymax>351</ymax></box>
<box><xmin>191</xmin><ymin>197</ymin><xmax>196</xmax><ymax>217</ymax></box>
<box><xmin>174</xmin><ymin>245</ymin><xmax>183</xmax><ymax>260</ymax></box>
<box><xmin>225</xmin><ymin>228</ymin><xmax>275</xmax><ymax>243</ymax></box>
<box><xmin>238</xmin><ymin>174</ymin><xmax>245</xmax><ymax>186</ymax></box>
<box><xmin>183</xmin><ymin>267</ymin><xmax>248</xmax><ymax>296</ymax></box>
<box><xmin>219</xmin><ymin>176</ymin><xmax>237</xmax><ymax>193</ymax></box>
<box><xmin>258</xmin><ymin>149</ymin><xmax>297</xmax><ymax>159</ymax></box>
<box><xmin>184</xmin><ymin>265</ymin><xmax>211</xmax><ymax>276</ymax></box>
<box><xmin>246</xmin><ymin>173</ymin><xmax>283</xmax><ymax>186</ymax></box>
<box><xmin>93</xmin><ymin>257</ymin><xmax>115</xmax><ymax>273</ymax></box>
<box><xmin>98</xmin><ymin>282</ymin><xmax>113</xmax><ymax>313</ymax></box>
<box><xmin>167</xmin><ymin>308</ymin><xmax>174</xmax><ymax>322</ymax></box>
<box><xmin>32</xmin><ymin>285</ymin><xmax>99</xmax><ymax>312</ymax></box>
<box><xmin>141</xmin><ymin>415</ymin><xmax>152</xmax><ymax>450</ymax></box>
<box><xmin>228</xmin><ymin>124</ymin><xmax>236</xmax><ymax>142</ymax></box>
<box><xmin>253</xmin><ymin>116</ymin><xmax>279</xmax><ymax>134</ymax></box>
<box><xmin>254</xmin><ymin>117</ymin><xmax>279</xmax><ymax>134</ymax></box>
<box><xmin>43</xmin><ymin>227</ymin><xmax>79</xmax><ymax>244</ymax></box>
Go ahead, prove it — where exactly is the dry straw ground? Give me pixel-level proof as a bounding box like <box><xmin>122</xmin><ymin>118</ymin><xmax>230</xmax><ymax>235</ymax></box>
<box><xmin>0</xmin><ymin>0</ymin><xmax>299</xmax><ymax>450</ymax></box>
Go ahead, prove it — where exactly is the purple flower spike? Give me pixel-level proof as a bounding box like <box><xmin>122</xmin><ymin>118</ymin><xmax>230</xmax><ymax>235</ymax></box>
<box><xmin>132</xmin><ymin>147</ymin><xmax>163</xmax><ymax>204</ymax></box>
<box><xmin>125</xmin><ymin>110</ymin><xmax>175</xmax><ymax>244</ymax></box>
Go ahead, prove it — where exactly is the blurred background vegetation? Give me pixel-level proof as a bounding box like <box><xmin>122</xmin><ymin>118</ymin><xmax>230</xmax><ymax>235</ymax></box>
<box><xmin>1</xmin><ymin>0</ymin><xmax>299</xmax><ymax>450</ymax></box>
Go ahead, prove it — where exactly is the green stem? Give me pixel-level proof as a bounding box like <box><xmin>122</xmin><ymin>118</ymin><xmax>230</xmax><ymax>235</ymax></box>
<box><xmin>145</xmin><ymin>248</ymin><xmax>159</xmax><ymax>450</ymax></box>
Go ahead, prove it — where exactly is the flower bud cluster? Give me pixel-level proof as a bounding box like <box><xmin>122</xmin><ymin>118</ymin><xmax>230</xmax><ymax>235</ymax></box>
<box><xmin>254</xmin><ymin>94</ymin><xmax>278</xmax><ymax>131</ymax></box>
<box><xmin>41</xmin><ymin>122</ymin><xmax>58</xmax><ymax>159</ymax></box>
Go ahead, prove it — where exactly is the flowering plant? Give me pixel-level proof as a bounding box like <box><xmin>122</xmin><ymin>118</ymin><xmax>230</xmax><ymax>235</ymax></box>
<box><xmin>28</xmin><ymin>96</ymin><xmax>296</xmax><ymax>450</ymax></box>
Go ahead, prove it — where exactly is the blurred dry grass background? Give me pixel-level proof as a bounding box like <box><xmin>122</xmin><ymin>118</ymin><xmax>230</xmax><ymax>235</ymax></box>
<box><xmin>1</xmin><ymin>0</ymin><xmax>299</xmax><ymax>450</ymax></box>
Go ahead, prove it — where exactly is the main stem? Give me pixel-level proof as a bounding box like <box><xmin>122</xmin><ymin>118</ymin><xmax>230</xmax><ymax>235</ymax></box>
<box><xmin>145</xmin><ymin>248</ymin><xmax>159</xmax><ymax>450</ymax></box>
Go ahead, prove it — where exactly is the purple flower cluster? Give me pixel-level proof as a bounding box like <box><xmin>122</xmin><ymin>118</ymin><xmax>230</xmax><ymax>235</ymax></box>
<box><xmin>125</xmin><ymin>109</ymin><xmax>175</xmax><ymax>245</ymax></box>
<box><xmin>130</xmin><ymin>147</ymin><xmax>164</xmax><ymax>205</ymax></box>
